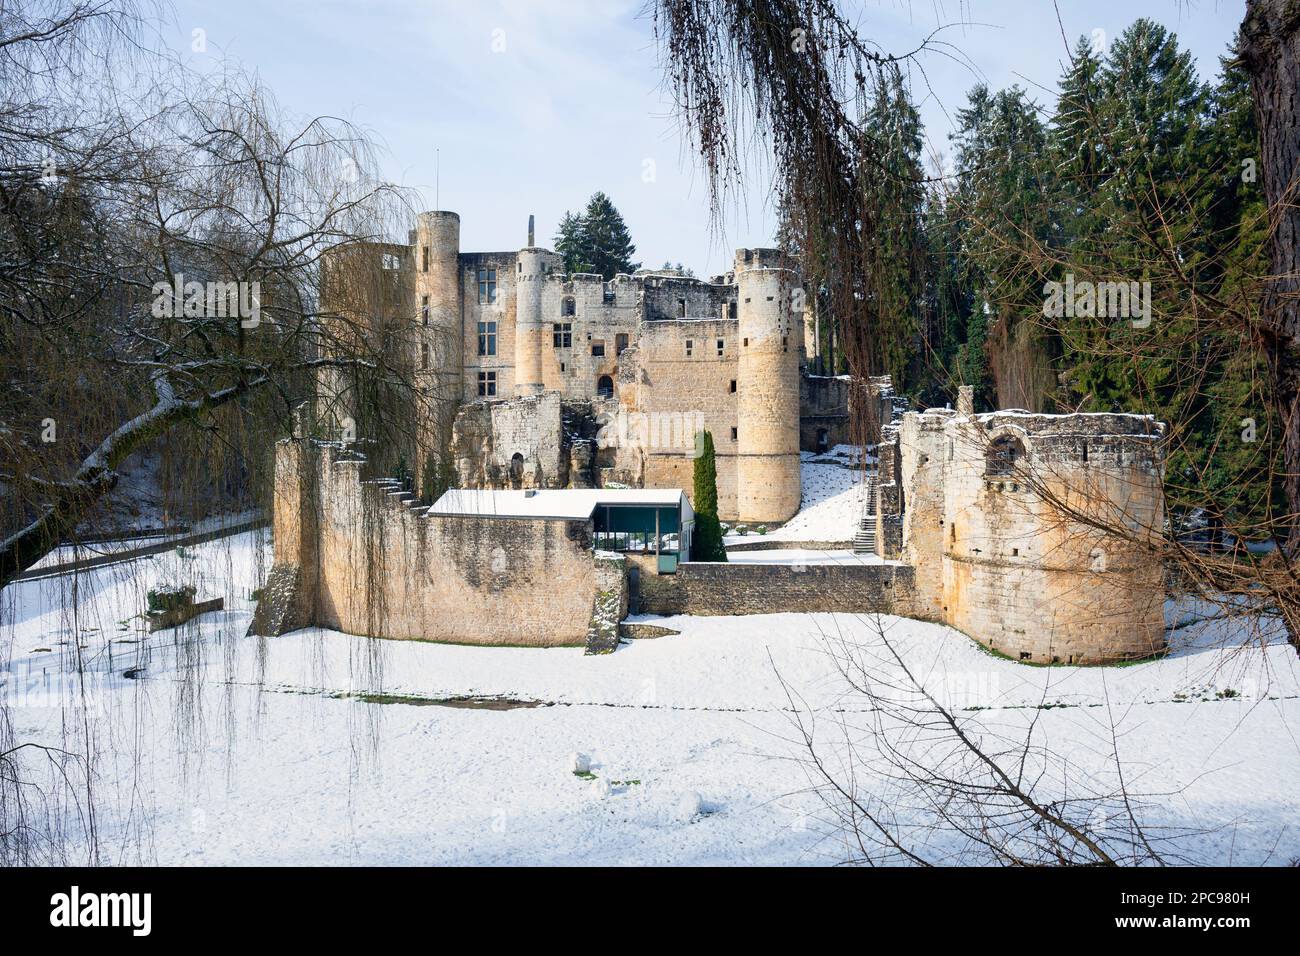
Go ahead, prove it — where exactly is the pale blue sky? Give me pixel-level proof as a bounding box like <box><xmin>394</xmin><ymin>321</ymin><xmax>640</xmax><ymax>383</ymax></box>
<box><xmin>165</xmin><ymin>0</ymin><xmax>1246</xmax><ymax>275</ymax></box>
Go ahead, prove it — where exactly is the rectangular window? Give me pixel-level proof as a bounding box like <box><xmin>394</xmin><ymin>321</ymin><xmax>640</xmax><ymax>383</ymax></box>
<box><xmin>477</xmin><ymin>370</ymin><xmax>497</xmax><ymax>397</ymax></box>
<box><xmin>782</xmin><ymin>335</ymin><xmax>789</xmax><ymax>353</ymax></box>
<box><xmin>553</xmin><ymin>322</ymin><xmax>572</xmax><ymax>348</ymax></box>
<box><xmin>421</xmin><ymin>295</ymin><xmax>429</xmax><ymax>326</ymax></box>
<box><xmin>716</xmin><ymin>338</ymin><xmax>725</xmax><ymax>357</ymax></box>
<box><xmin>421</xmin><ymin>342</ymin><xmax>429</xmax><ymax>369</ymax></box>
<box><xmin>730</xmin><ymin>426</ymin><xmax>738</xmax><ymax>441</ymax></box>
<box><xmin>685</xmin><ymin>339</ymin><xmax>693</xmax><ymax>357</ymax></box>
<box><xmin>677</xmin><ymin>298</ymin><xmax>686</xmax><ymax>318</ymax></box>
<box><xmin>616</xmin><ymin>333</ymin><xmax>628</xmax><ymax>355</ymax></box>
<box><xmin>477</xmin><ymin>267</ymin><xmax>497</xmax><ymax>304</ymax></box>
<box><xmin>478</xmin><ymin>320</ymin><xmax>497</xmax><ymax>356</ymax></box>
<box><xmin>591</xmin><ymin>340</ymin><xmax>606</xmax><ymax>357</ymax></box>
<box><xmin>422</xmin><ymin>247</ymin><xmax>429</xmax><ymax>273</ymax></box>
<box><xmin>728</xmin><ymin>301</ymin><xmax>737</xmax><ymax>319</ymax></box>
<box><xmin>729</xmin><ymin>380</ymin><xmax>736</xmax><ymax>393</ymax></box>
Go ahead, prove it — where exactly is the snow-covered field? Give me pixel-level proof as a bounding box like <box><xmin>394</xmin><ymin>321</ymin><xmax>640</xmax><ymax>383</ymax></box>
<box><xmin>3</xmin><ymin>528</ymin><xmax>1298</xmax><ymax>866</ymax></box>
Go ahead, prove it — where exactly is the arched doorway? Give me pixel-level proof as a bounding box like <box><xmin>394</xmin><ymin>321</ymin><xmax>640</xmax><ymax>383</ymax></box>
<box><xmin>509</xmin><ymin>452</ymin><xmax>524</xmax><ymax>489</ymax></box>
<box><xmin>597</xmin><ymin>375</ymin><xmax>614</xmax><ymax>398</ymax></box>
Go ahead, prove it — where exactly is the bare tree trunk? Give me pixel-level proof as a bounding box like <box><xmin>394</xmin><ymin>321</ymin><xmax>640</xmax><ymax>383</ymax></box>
<box><xmin>1243</xmin><ymin>1</ymin><xmax>1300</xmax><ymax>556</ymax></box>
<box><xmin>1242</xmin><ymin>0</ymin><xmax>1300</xmax><ymax>650</ymax></box>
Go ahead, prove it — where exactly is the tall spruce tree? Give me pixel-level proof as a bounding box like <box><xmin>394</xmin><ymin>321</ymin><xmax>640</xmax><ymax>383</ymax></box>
<box><xmin>553</xmin><ymin>211</ymin><xmax>591</xmax><ymax>273</ymax></box>
<box><xmin>861</xmin><ymin>63</ymin><xmax>926</xmax><ymax>389</ymax></box>
<box><xmin>553</xmin><ymin>193</ymin><xmax>640</xmax><ymax>279</ymax></box>
<box><xmin>947</xmin><ymin>84</ymin><xmax>1054</xmax><ymax>409</ymax></box>
<box><xmin>581</xmin><ymin>191</ymin><xmax>640</xmax><ymax>279</ymax></box>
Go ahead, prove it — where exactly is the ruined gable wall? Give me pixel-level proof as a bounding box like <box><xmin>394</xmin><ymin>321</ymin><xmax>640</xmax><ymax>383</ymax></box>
<box><xmin>450</xmin><ymin>392</ymin><xmax>564</xmax><ymax>489</ymax></box>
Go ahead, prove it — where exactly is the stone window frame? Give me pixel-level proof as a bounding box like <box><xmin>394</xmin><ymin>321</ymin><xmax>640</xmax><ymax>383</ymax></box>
<box><xmin>596</xmin><ymin>375</ymin><xmax>614</xmax><ymax>398</ymax></box>
<box><xmin>562</xmin><ymin>296</ymin><xmax>576</xmax><ymax>317</ymax></box>
<box><xmin>477</xmin><ymin>370</ymin><xmax>497</xmax><ymax>397</ymax></box>
<box><xmin>985</xmin><ymin>429</ymin><xmax>1029</xmax><ymax>478</ymax></box>
<box><xmin>615</xmin><ymin>332</ymin><xmax>629</xmax><ymax>355</ymax></box>
<box><xmin>421</xmin><ymin>295</ymin><xmax>429</xmax><ymax>326</ymax></box>
<box><xmin>685</xmin><ymin>338</ymin><xmax>693</xmax><ymax>357</ymax></box>
<box><xmin>553</xmin><ymin>322</ymin><xmax>572</xmax><ymax>348</ymax></box>
<box><xmin>477</xmin><ymin>319</ymin><xmax>497</xmax><ymax>356</ymax></box>
<box><xmin>421</xmin><ymin>246</ymin><xmax>429</xmax><ymax>273</ymax></box>
<box><xmin>477</xmin><ymin>266</ymin><xmax>497</xmax><ymax>305</ymax></box>
<box><xmin>591</xmin><ymin>339</ymin><xmax>606</xmax><ymax>357</ymax></box>
<box><xmin>716</xmin><ymin>338</ymin><xmax>725</xmax><ymax>357</ymax></box>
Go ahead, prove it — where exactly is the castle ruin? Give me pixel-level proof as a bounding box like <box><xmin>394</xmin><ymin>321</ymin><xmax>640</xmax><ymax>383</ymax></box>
<box><xmin>254</xmin><ymin>211</ymin><xmax>1170</xmax><ymax>665</ymax></box>
<box><xmin>318</xmin><ymin>211</ymin><xmax>831</xmax><ymax>524</ymax></box>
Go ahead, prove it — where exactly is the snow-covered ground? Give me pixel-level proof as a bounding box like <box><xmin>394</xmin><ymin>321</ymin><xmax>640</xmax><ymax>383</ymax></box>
<box><xmin>724</xmin><ymin>548</ymin><xmax>891</xmax><ymax>566</ymax></box>
<box><xmin>2</xmin><ymin>529</ymin><xmax>1298</xmax><ymax>866</ymax></box>
<box><xmin>725</xmin><ymin>454</ymin><xmax>865</xmax><ymax>543</ymax></box>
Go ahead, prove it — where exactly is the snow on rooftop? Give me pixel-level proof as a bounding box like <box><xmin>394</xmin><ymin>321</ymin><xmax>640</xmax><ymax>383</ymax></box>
<box><xmin>428</xmin><ymin>487</ymin><xmax>687</xmax><ymax>520</ymax></box>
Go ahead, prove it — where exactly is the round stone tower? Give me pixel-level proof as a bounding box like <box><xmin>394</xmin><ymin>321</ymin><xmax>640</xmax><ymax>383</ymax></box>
<box><xmin>514</xmin><ymin>247</ymin><xmax>546</xmax><ymax>397</ymax></box>
<box><xmin>735</xmin><ymin>250</ymin><xmax>802</xmax><ymax>523</ymax></box>
<box><xmin>413</xmin><ymin>211</ymin><xmax>463</xmax><ymax>485</ymax></box>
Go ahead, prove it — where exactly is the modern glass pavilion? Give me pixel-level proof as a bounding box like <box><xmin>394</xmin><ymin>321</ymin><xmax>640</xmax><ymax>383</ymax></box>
<box><xmin>429</xmin><ymin>488</ymin><xmax>694</xmax><ymax>573</ymax></box>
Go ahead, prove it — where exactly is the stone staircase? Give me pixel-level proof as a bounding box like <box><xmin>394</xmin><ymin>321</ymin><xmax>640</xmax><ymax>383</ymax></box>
<box><xmin>853</xmin><ymin>471</ymin><xmax>878</xmax><ymax>555</ymax></box>
<box><xmin>374</xmin><ymin>477</ymin><xmax>427</xmax><ymax>513</ymax></box>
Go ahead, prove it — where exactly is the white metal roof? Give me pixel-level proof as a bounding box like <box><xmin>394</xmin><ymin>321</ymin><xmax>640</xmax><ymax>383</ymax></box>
<box><xmin>428</xmin><ymin>487</ymin><xmax>689</xmax><ymax>520</ymax></box>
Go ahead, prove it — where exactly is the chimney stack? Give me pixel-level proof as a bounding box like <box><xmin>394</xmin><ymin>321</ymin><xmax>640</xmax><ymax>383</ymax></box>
<box><xmin>527</xmin><ymin>213</ymin><xmax>535</xmax><ymax>248</ymax></box>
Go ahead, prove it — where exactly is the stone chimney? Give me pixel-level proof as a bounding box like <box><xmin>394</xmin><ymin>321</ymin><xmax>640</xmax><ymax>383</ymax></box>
<box><xmin>957</xmin><ymin>385</ymin><xmax>975</xmax><ymax>417</ymax></box>
<box><xmin>527</xmin><ymin>213</ymin><xmax>535</xmax><ymax>248</ymax></box>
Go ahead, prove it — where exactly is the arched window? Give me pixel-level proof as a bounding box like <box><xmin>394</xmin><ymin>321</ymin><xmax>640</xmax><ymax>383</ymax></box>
<box><xmin>562</xmin><ymin>297</ymin><xmax>575</xmax><ymax>317</ymax></box>
<box><xmin>986</xmin><ymin>434</ymin><xmax>1026</xmax><ymax>477</ymax></box>
<box><xmin>509</xmin><ymin>452</ymin><xmax>524</xmax><ymax>489</ymax></box>
<box><xmin>816</xmin><ymin>428</ymin><xmax>829</xmax><ymax>453</ymax></box>
<box><xmin>597</xmin><ymin>375</ymin><xmax>614</xmax><ymax>398</ymax></box>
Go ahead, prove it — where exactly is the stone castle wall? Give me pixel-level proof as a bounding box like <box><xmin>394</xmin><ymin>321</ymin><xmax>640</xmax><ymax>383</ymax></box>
<box><xmin>618</xmin><ymin>317</ymin><xmax>742</xmax><ymax>518</ymax></box>
<box><xmin>627</xmin><ymin>553</ymin><xmax>921</xmax><ymax>618</ymax></box>
<box><xmin>892</xmin><ymin>398</ymin><xmax>1167</xmax><ymax>664</ymax></box>
<box><xmin>264</xmin><ymin>440</ymin><xmax>603</xmax><ymax>646</ymax></box>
